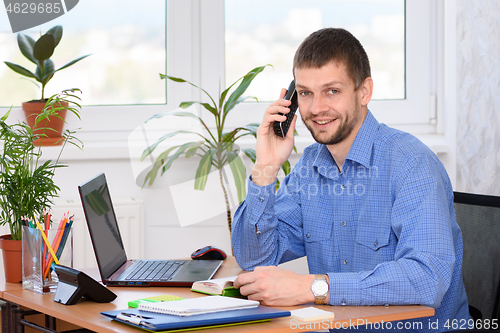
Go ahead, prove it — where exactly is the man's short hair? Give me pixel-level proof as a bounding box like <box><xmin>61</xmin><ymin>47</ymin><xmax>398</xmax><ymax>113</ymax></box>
<box><xmin>293</xmin><ymin>28</ymin><xmax>371</xmax><ymax>89</ymax></box>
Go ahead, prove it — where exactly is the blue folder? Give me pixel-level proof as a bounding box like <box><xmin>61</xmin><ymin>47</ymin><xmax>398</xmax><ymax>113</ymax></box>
<box><xmin>101</xmin><ymin>305</ymin><xmax>290</xmax><ymax>331</ymax></box>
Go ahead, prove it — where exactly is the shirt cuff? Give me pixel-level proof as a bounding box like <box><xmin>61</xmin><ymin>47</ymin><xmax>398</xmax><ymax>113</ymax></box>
<box><xmin>327</xmin><ymin>272</ymin><xmax>362</xmax><ymax>306</ymax></box>
<box><xmin>246</xmin><ymin>176</ymin><xmax>277</xmax><ymax>233</ymax></box>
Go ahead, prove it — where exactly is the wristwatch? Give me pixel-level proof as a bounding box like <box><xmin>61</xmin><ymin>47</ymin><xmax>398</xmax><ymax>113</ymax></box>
<box><xmin>311</xmin><ymin>274</ymin><xmax>329</xmax><ymax>305</ymax></box>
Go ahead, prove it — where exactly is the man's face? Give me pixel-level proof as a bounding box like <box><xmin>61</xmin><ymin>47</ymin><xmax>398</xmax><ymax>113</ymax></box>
<box><xmin>295</xmin><ymin>61</ymin><xmax>366</xmax><ymax>146</ymax></box>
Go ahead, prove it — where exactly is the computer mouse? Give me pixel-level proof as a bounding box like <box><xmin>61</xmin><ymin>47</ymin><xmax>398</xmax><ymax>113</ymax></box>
<box><xmin>191</xmin><ymin>246</ymin><xmax>227</xmax><ymax>260</ymax></box>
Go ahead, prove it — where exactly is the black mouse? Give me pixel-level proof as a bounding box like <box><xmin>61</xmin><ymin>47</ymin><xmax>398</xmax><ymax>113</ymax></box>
<box><xmin>190</xmin><ymin>246</ymin><xmax>227</xmax><ymax>260</ymax></box>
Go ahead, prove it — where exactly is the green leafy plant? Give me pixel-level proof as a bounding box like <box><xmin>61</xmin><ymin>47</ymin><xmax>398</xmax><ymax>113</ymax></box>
<box><xmin>141</xmin><ymin>65</ymin><xmax>294</xmax><ymax>235</ymax></box>
<box><xmin>4</xmin><ymin>25</ymin><xmax>91</xmax><ymax>101</ymax></box>
<box><xmin>0</xmin><ymin>89</ymin><xmax>83</xmax><ymax>240</ymax></box>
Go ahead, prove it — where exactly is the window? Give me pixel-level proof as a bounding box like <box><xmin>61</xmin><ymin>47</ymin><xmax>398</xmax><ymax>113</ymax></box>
<box><xmin>225</xmin><ymin>0</ymin><xmax>405</xmax><ymax>101</ymax></box>
<box><xmin>0</xmin><ymin>0</ymin><xmax>437</xmax><ymax>150</ymax></box>
<box><xmin>0</xmin><ymin>0</ymin><xmax>165</xmax><ymax>107</ymax></box>
<box><xmin>219</xmin><ymin>0</ymin><xmax>435</xmax><ymax>130</ymax></box>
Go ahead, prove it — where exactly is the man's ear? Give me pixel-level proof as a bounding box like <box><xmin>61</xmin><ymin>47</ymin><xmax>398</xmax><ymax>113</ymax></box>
<box><xmin>358</xmin><ymin>77</ymin><xmax>373</xmax><ymax>106</ymax></box>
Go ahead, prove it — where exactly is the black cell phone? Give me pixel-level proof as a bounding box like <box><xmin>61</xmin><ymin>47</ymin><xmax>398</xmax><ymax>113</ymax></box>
<box><xmin>273</xmin><ymin>80</ymin><xmax>298</xmax><ymax>138</ymax></box>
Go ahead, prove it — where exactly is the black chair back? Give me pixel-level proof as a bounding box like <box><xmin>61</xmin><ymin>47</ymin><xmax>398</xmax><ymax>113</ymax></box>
<box><xmin>454</xmin><ymin>191</ymin><xmax>500</xmax><ymax>323</ymax></box>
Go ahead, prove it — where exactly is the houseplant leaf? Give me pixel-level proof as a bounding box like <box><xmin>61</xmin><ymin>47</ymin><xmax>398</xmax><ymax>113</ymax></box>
<box><xmin>242</xmin><ymin>148</ymin><xmax>256</xmax><ymax>163</ymax></box>
<box><xmin>141</xmin><ymin>130</ymin><xmax>206</xmax><ymax>161</ymax></box>
<box><xmin>194</xmin><ymin>149</ymin><xmax>214</xmax><ymax>191</ymax></box>
<box><xmin>185</xmin><ymin>141</ymin><xmax>205</xmax><ymax>158</ymax></box>
<box><xmin>33</xmin><ymin>33</ymin><xmax>55</xmax><ymax>61</ymax></box>
<box><xmin>160</xmin><ymin>74</ymin><xmax>218</xmax><ymax>117</ymax></box>
<box><xmin>143</xmin><ymin>145</ymin><xmax>182</xmax><ymax>187</ymax></box>
<box><xmin>3</xmin><ymin>62</ymin><xmax>39</xmax><ymax>80</ymax></box>
<box><xmin>223</xmin><ymin>65</ymin><xmax>270</xmax><ymax>114</ymax></box>
<box><xmin>56</xmin><ymin>54</ymin><xmax>92</xmax><ymax>72</ymax></box>
<box><xmin>38</xmin><ymin>59</ymin><xmax>55</xmax><ymax>85</ymax></box>
<box><xmin>226</xmin><ymin>151</ymin><xmax>247</xmax><ymax>203</ymax></box>
<box><xmin>179</xmin><ymin>101</ymin><xmax>217</xmax><ymax>117</ymax></box>
<box><xmin>46</xmin><ymin>25</ymin><xmax>63</xmax><ymax>47</ymax></box>
<box><xmin>17</xmin><ymin>34</ymin><xmax>36</xmax><ymax>64</ymax></box>
<box><xmin>161</xmin><ymin>142</ymin><xmax>199</xmax><ymax>175</ymax></box>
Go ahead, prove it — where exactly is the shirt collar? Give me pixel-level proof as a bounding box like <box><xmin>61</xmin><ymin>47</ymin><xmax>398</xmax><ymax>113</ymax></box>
<box><xmin>311</xmin><ymin>110</ymin><xmax>379</xmax><ymax>177</ymax></box>
<box><xmin>345</xmin><ymin>110</ymin><xmax>379</xmax><ymax>168</ymax></box>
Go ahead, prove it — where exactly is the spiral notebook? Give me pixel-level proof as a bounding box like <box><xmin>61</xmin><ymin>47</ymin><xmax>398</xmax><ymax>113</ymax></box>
<box><xmin>138</xmin><ymin>296</ymin><xmax>259</xmax><ymax>316</ymax></box>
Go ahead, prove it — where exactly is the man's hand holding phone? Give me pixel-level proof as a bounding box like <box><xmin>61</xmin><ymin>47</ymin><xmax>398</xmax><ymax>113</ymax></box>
<box><xmin>252</xmin><ymin>82</ymin><xmax>298</xmax><ymax>187</ymax></box>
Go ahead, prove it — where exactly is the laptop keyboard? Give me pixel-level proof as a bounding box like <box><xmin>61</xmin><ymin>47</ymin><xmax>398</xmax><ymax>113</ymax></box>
<box><xmin>125</xmin><ymin>260</ymin><xmax>186</xmax><ymax>281</ymax></box>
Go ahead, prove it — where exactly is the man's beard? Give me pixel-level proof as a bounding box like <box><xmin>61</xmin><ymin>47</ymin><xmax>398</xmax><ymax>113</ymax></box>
<box><xmin>303</xmin><ymin>108</ymin><xmax>360</xmax><ymax>145</ymax></box>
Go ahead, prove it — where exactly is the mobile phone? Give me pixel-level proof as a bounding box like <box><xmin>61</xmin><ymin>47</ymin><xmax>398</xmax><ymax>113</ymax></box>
<box><xmin>273</xmin><ymin>80</ymin><xmax>298</xmax><ymax>138</ymax></box>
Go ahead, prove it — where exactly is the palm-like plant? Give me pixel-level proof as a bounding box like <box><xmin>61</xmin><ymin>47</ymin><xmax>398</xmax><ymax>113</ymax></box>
<box><xmin>141</xmin><ymin>66</ymin><xmax>293</xmax><ymax>234</ymax></box>
<box><xmin>0</xmin><ymin>89</ymin><xmax>83</xmax><ymax>240</ymax></box>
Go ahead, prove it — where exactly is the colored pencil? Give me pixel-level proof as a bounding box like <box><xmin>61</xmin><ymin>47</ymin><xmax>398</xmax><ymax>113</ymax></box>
<box><xmin>34</xmin><ymin>218</ymin><xmax>59</xmax><ymax>266</ymax></box>
<box><xmin>43</xmin><ymin>219</ymin><xmax>67</xmax><ymax>279</ymax></box>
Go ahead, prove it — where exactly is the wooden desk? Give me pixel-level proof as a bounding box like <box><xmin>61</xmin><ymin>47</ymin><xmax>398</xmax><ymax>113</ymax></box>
<box><xmin>0</xmin><ymin>258</ymin><xmax>435</xmax><ymax>332</ymax></box>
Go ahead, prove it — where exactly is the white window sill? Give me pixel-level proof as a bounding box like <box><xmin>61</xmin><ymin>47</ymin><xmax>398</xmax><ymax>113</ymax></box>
<box><xmin>40</xmin><ymin>133</ymin><xmax>449</xmax><ymax>162</ymax></box>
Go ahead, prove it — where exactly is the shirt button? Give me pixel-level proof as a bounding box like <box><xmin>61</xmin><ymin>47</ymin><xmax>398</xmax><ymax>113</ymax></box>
<box><xmin>374</xmin><ymin>241</ymin><xmax>378</xmax><ymax>247</ymax></box>
<box><xmin>306</xmin><ymin>233</ymin><xmax>310</xmax><ymax>238</ymax></box>
<box><xmin>256</xmin><ymin>231</ymin><xmax>261</xmax><ymax>235</ymax></box>
<box><xmin>259</xmin><ymin>197</ymin><xmax>264</xmax><ymax>202</ymax></box>
<box><xmin>341</xmin><ymin>221</ymin><xmax>346</xmax><ymax>226</ymax></box>
<box><xmin>344</xmin><ymin>259</ymin><xmax>348</xmax><ymax>265</ymax></box>
<box><xmin>341</xmin><ymin>300</ymin><xmax>347</xmax><ymax>306</ymax></box>
<box><xmin>341</xmin><ymin>184</ymin><xmax>346</xmax><ymax>189</ymax></box>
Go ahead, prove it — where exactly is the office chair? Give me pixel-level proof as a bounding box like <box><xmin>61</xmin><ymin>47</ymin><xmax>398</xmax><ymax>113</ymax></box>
<box><xmin>452</xmin><ymin>191</ymin><xmax>500</xmax><ymax>331</ymax></box>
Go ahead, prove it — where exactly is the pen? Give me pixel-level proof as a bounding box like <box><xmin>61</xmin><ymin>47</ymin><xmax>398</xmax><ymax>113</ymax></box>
<box><xmin>116</xmin><ymin>313</ymin><xmax>156</xmax><ymax>329</ymax></box>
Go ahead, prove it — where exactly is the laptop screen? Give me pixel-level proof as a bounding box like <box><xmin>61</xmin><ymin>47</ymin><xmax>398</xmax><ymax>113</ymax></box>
<box><xmin>78</xmin><ymin>173</ymin><xmax>127</xmax><ymax>280</ymax></box>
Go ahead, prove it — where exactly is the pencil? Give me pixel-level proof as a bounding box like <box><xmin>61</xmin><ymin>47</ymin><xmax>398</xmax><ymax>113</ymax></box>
<box><xmin>55</xmin><ymin>215</ymin><xmax>73</xmax><ymax>259</ymax></box>
<box><xmin>35</xmin><ymin>218</ymin><xmax>60</xmax><ymax>266</ymax></box>
<box><xmin>43</xmin><ymin>220</ymin><xmax>67</xmax><ymax>279</ymax></box>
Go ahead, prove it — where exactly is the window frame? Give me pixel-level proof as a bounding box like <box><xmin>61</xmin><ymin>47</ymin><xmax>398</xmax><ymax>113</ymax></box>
<box><xmin>215</xmin><ymin>0</ymin><xmax>435</xmax><ymax>134</ymax></box>
<box><xmin>7</xmin><ymin>0</ymin><xmax>440</xmax><ymax>157</ymax></box>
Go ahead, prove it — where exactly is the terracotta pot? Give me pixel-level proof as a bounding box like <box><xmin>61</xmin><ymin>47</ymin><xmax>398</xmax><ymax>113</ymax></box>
<box><xmin>0</xmin><ymin>234</ymin><xmax>22</xmax><ymax>283</ymax></box>
<box><xmin>22</xmin><ymin>100</ymin><xmax>68</xmax><ymax>146</ymax></box>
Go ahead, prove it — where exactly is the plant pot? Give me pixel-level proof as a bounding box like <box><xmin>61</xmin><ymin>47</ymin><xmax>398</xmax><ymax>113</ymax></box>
<box><xmin>0</xmin><ymin>234</ymin><xmax>23</xmax><ymax>283</ymax></box>
<box><xmin>22</xmin><ymin>100</ymin><xmax>68</xmax><ymax>146</ymax></box>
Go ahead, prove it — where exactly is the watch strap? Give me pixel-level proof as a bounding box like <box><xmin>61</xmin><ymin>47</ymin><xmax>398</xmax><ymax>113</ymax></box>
<box><xmin>312</xmin><ymin>274</ymin><xmax>328</xmax><ymax>305</ymax></box>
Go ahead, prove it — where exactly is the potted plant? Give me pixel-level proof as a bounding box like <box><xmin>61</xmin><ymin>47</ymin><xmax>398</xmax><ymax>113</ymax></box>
<box><xmin>140</xmin><ymin>66</ymin><xmax>295</xmax><ymax>237</ymax></box>
<box><xmin>0</xmin><ymin>89</ymin><xmax>83</xmax><ymax>283</ymax></box>
<box><xmin>4</xmin><ymin>25</ymin><xmax>90</xmax><ymax>146</ymax></box>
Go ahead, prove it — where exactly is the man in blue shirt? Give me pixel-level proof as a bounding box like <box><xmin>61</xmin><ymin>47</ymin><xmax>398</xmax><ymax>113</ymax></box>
<box><xmin>232</xmin><ymin>28</ymin><xmax>470</xmax><ymax>331</ymax></box>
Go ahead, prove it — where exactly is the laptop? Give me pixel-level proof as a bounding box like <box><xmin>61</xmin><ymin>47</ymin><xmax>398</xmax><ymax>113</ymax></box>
<box><xmin>78</xmin><ymin>173</ymin><xmax>222</xmax><ymax>287</ymax></box>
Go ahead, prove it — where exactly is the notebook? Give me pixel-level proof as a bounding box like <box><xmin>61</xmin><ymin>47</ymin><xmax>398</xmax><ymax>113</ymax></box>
<box><xmin>101</xmin><ymin>305</ymin><xmax>291</xmax><ymax>331</ymax></box>
<box><xmin>138</xmin><ymin>296</ymin><xmax>259</xmax><ymax>316</ymax></box>
<box><xmin>78</xmin><ymin>173</ymin><xmax>222</xmax><ymax>287</ymax></box>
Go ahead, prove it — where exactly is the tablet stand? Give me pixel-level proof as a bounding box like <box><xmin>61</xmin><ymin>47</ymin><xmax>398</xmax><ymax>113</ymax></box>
<box><xmin>53</xmin><ymin>265</ymin><xmax>117</xmax><ymax>305</ymax></box>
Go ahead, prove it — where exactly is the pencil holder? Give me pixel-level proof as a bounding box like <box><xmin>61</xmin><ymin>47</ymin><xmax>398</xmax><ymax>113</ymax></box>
<box><xmin>22</xmin><ymin>223</ymin><xmax>73</xmax><ymax>294</ymax></box>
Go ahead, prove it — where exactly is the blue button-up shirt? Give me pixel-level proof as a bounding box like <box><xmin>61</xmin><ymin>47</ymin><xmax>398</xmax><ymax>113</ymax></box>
<box><xmin>232</xmin><ymin>111</ymin><xmax>470</xmax><ymax>332</ymax></box>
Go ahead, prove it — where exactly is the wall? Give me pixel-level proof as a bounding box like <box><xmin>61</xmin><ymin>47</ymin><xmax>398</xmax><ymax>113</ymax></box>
<box><xmin>455</xmin><ymin>0</ymin><xmax>500</xmax><ymax>195</ymax></box>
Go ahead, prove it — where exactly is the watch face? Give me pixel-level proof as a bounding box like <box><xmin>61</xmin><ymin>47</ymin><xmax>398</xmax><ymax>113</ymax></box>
<box><xmin>313</xmin><ymin>280</ymin><xmax>329</xmax><ymax>295</ymax></box>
